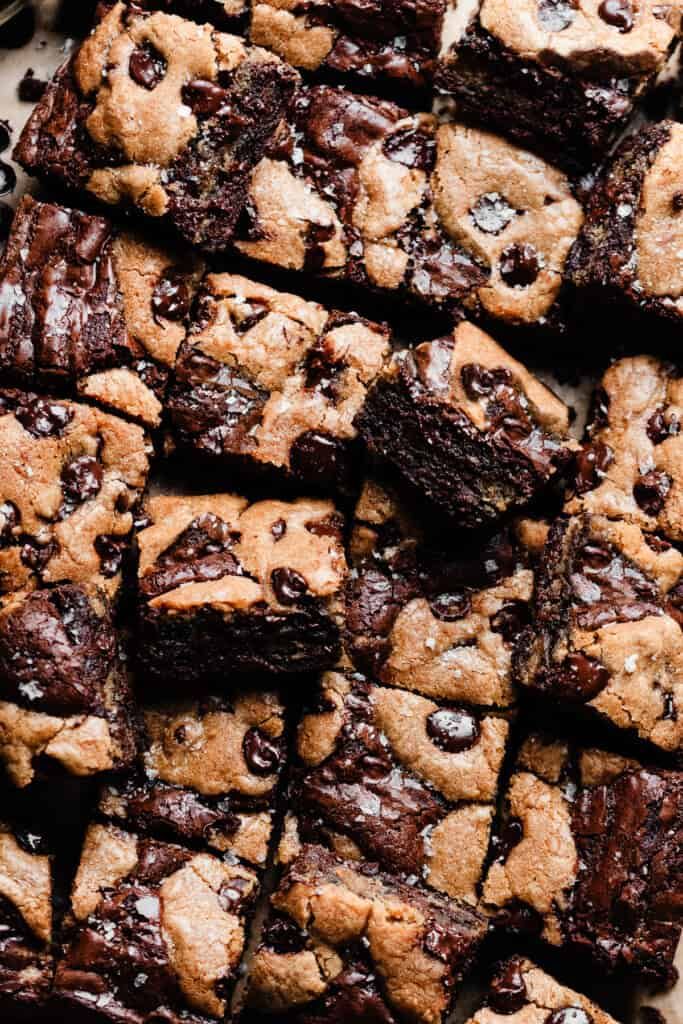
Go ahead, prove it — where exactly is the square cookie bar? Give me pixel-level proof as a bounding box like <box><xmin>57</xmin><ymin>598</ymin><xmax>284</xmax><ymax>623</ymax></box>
<box><xmin>345</xmin><ymin>477</ymin><xmax>534</xmax><ymax>706</ymax></box>
<box><xmin>167</xmin><ymin>273</ymin><xmax>390</xmax><ymax>492</ymax></box>
<box><xmin>356</xmin><ymin>322</ymin><xmax>575</xmax><ymax>528</ymax></box>
<box><xmin>235</xmin><ymin>87</ymin><xmax>584</xmax><ymax>329</ymax></box>
<box><xmin>437</xmin><ymin>2</ymin><xmax>682</xmax><ymax>171</ymax></box>
<box><xmin>244</xmin><ymin>844</ymin><xmax>487</xmax><ymax>1024</ymax></box>
<box><xmin>482</xmin><ymin>734</ymin><xmax>683</xmax><ymax>986</ymax></box>
<box><xmin>250</xmin><ymin>0</ymin><xmax>450</xmax><ymax>88</ymax></box>
<box><xmin>0</xmin><ymin>819</ymin><xmax>53</xmax><ymax>1016</ymax></box>
<box><xmin>0</xmin><ymin>389</ymin><xmax>150</xmax><ymax>598</ymax></box>
<box><xmin>99</xmin><ymin>690</ymin><xmax>286</xmax><ymax>867</ymax></box>
<box><xmin>473</xmin><ymin>956</ymin><xmax>620</xmax><ymax>1023</ymax></box>
<box><xmin>0</xmin><ymin>585</ymin><xmax>136</xmax><ymax>788</ymax></box>
<box><xmin>566</xmin><ymin>357</ymin><xmax>683</xmax><ymax>543</ymax></box>
<box><xmin>568</xmin><ymin>122</ymin><xmax>683</xmax><ymax>327</ymax></box>
<box><xmin>54</xmin><ymin>823</ymin><xmax>259</xmax><ymax>1022</ymax></box>
<box><xmin>280</xmin><ymin>667</ymin><xmax>509</xmax><ymax>903</ymax></box>
<box><xmin>14</xmin><ymin>2</ymin><xmax>298</xmax><ymax>252</ymax></box>
<box><xmin>137</xmin><ymin>494</ymin><xmax>346</xmax><ymax>684</ymax></box>
<box><xmin>516</xmin><ymin>513</ymin><xmax>683</xmax><ymax>753</ymax></box>
<box><xmin>0</xmin><ymin>197</ymin><xmax>203</xmax><ymax>429</ymax></box>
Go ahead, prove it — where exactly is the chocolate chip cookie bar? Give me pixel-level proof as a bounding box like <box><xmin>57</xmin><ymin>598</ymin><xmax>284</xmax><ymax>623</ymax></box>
<box><xmin>437</xmin><ymin>2</ymin><xmax>682</xmax><ymax>171</ymax></box>
<box><xmin>0</xmin><ymin>818</ymin><xmax>53</xmax><ymax>1016</ymax></box>
<box><xmin>345</xmin><ymin>477</ymin><xmax>533</xmax><ymax>706</ymax></box>
<box><xmin>54</xmin><ymin>822</ymin><xmax>259</xmax><ymax>1022</ymax></box>
<box><xmin>98</xmin><ymin>690</ymin><xmax>286</xmax><ymax>865</ymax></box>
<box><xmin>566</xmin><ymin>357</ymin><xmax>683</xmax><ymax>542</ymax></box>
<box><xmin>244</xmin><ymin>843</ymin><xmax>488</xmax><ymax>1024</ymax></box>
<box><xmin>0</xmin><ymin>390</ymin><xmax>150</xmax><ymax>598</ymax></box>
<box><xmin>250</xmin><ymin>0</ymin><xmax>449</xmax><ymax>89</ymax></box>
<box><xmin>516</xmin><ymin>513</ymin><xmax>683</xmax><ymax>754</ymax></box>
<box><xmin>568</xmin><ymin>122</ymin><xmax>683</xmax><ymax>327</ymax></box>
<box><xmin>356</xmin><ymin>322</ymin><xmax>576</xmax><ymax>528</ymax></box>
<box><xmin>472</xmin><ymin>956</ymin><xmax>621</xmax><ymax>1024</ymax></box>
<box><xmin>482</xmin><ymin>734</ymin><xmax>683</xmax><ymax>986</ymax></box>
<box><xmin>280</xmin><ymin>667</ymin><xmax>509</xmax><ymax>903</ymax></box>
<box><xmin>0</xmin><ymin>585</ymin><xmax>136</xmax><ymax>788</ymax></box>
<box><xmin>14</xmin><ymin>2</ymin><xmax>298</xmax><ymax>251</ymax></box>
<box><xmin>167</xmin><ymin>273</ymin><xmax>390</xmax><ymax>492</ymax></box>
<box><xmin>136</xmin><ymin>494</ymin><xmax>346</xmax><ymax>684</ymax></box>
<box><xmin>235</xmin><ymin>87</ymin><xmax>584</xmax><ymax>328</ymax></box>
<box><xmin>0</xmin><ymin>197</ymin><xmax>203</xmax><ymax>428</ymax></box>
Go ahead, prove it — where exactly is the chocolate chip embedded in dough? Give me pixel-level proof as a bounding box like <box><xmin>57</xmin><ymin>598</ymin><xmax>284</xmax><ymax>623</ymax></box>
<box><xmin>598</xmin><ymin>0</ymin><xmax>634</xmax><ymax>32</ymax></box>
<box><xmin>62</xmin><ymin>455</ymin><xmax>103</xmax><ymax>507</ymax></box>
<box><xmin>573</xmin><ymin>441</ymin><xmax>614</xmax><ymax>494</ymax></box>
<box><xmin>426</xmin><ymin>707</ymin><xmax>481</xmax><ymax>753</ymax></box>
<box><xmin>271</xmin><ymin>567</ymin><xmax>309</xmax><ymax>605</ymax></box>
<box><xmin>129</xmin><ymin>43</ymin><xmax>168</xmax><ymax>90</ymax></box>
<box><xmin>560</xmin><ymin>652</ymin><xmax>610</xmax><ymax>701</ymax></box>
<box><xmin>499</xmin><ymin>243</ymin><xmax>541</xmax><ymax>287</ymax></box>
<box><xmin>243</xmin><ymin>727</ymin><xmax>281</xmax><ymax>775</ymax></box>
<box><xmin>633</xmin><ymin>470</ymin><xmax>672</xmax><ymax>515</ymax></box>
<box><xmin>489</xmin><ymin>959</ymin><xmax>528</xmax><ymax>1014</ymax></box>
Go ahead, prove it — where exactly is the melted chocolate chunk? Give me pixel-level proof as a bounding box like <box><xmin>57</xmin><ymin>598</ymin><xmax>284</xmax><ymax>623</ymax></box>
<box><xmin>61</xmin><ymin>455</ymin><xmax>103</xmax><ymax>507</ymax></box>
<box><xmin>499</xmin><ymin>243</ymin><xmax>541</xmax><ymax>287</ymax></box>
<box><xmin>0</xmin><ymin>501</ymin><xmax>19</xmax><ymax>546</ymax></box>
<box><xmin>306</xmin><ymin>961</ymin><xmax>397</xmax><ymax>1024</ymax></box>
<box><xmin>129</xmin><ymin>42</ymin><xmax>167</xmax><ymax>90</ymax></box>
<box><xmin>243</xmin><ymin>727</ymin><xmax>281</xmax><ymax>775</ymax></box>
<box><xmin>383</xmin><ymin>127</ymin><xmax>435</xmax><ymax>171</ymax></box>
<box><xmin>560</xmin><ymin>651</ymin><xmax>610</xmax><ymax>701</ymax></box>
<box><xmin>426</xmin><ymin>708</ymin><xmax>480</xmax><ymax>753</ymax></box>
<box><xmin>220</xmin><ymin>874</ymin><xmax>252</xmax><ymax>913</ymax></box>
<box><xmin>152</xmin><ymin>272</ymin><xmax>190</xmax><ymax>322</ymax></box>
<box><xmin>547</xmin><ymin>1011</ymin><xmax>593</xmax><ymax>1024</ymax></box>
<box><xmin>570</xmin><ymin>538</ymin><xmax>661</xmax><ymax>630</ymax></box>
<box><xmin>182</xmin><ymin>78</ymin><xmax>241</xmax><ymax>117</ymax></box>
<box><xmin>491</xmin><ymin>600</ymin><xmax>530</xmax><ymax>643</ymax></box>
<box><xmin>646</xmin><ymin>407</ymin><xmax>678</xmax><ymax>444</ymax></box>
<box><xmin>95</xmin><ymin>534</ymin><xmax>127</xmax><ymax>578</ymax></box>
<box><xmin>573</xmin><ymin>441</ymin><xmax>613</xmax><ymax>494</ymax></box>
<box><xmin>461</xmin><ymin>362</ymin><xmax>512</xmax><ymax>400</ymax></box>
<box><xmin>290</xmin><ymin>430</ymin><xmax>350</xmax><ymax>487</ymax></box>
<box><xmin>15</xmin><ymin>396</ymin><xmax>72</xmax><ymax>438</ymax></box>
<box><xmin>492</xmin><ymin>816</ymin><xmax>524</xmax><ymax>863</ymax></box>
<box><xmin>538</xmin><ymin>0</ymin><xmax>578</xmax><ymax>31</ymax></box>
<box><xmin>410</xmin><ymin>336</ymin><xmax>454</xmax><ymax>394</ymax></box>
<box><xmin>264</xmin><ymin>913</ymin><xmax>308</xmax><ymax>954</ymax></box>
<box><xmin>428</xmin><ymin>590</ymin><xmax>471</xmax><ymax>621</ymax></box>
<box><xmin>633</xmin><ymin>470</ymin><xmax>671</xmax><ymax>516</ymax></box>
<box><xmin>598</xmin><ymin>0</ymin><xmax>634</xmax><ymax>32</ymax></box>
<box><xmin>489</xmin><ymin>959</ymin><xmax>528</xmax><ymax>1014</ymax></box>
<box><xmin>271</xmin><ymin>567</ymin><xmax>309</xmax><ymax>605</ymax></box>
<box><xmin>20</xmin><ymin>539</ymin><xmax>55</xmax><ymax>572</ymax></box>
<box><xmin>271</xmin><ymin>518</ymin><xmax>287</xmax><ymax>541</ymax></box>
<box><xmin>470</xmin><ymin>193</ymin><xmax>518</xmax><ymax>235</ymax></box>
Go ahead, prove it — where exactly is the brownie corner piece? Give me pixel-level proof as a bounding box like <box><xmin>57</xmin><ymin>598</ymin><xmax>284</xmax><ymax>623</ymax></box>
<box><xmin>98</xmin><ymin>688</ymin><xmax>287</xmax><ymax>865</ymax></box>
<box><xmin>14</xmin><ymin>2</ymin><xmax>299</xmax><ymax>251</ymax></box>
<box><xmin>136</xmin><ymin>493</ymin><xmax>347</xmax><ymax>683</ymax></box>
<box><xmin>356</xmin><ymin>321</ymin><xmax>575</xmax><ymax>528</ymax></box>
<box><xmin>0</xmin><ymin>819</ymin><xmax>53</xmax><ymax>1015</ymax></box>
<box><xmin>482</xmin><ymin>734</ymin><xmax>683</xmax><ymax>987</ymax></box>
<box><xmin>0</xmin><ymin>389</ymin><xmax>150</xmax><ymax>598</ymax></box>
<box><xmin>0</xmin><ymin>584</ymin><xmax>136</xmax><ymax>788</ymax></box>
<box><xmin>516</xmin><ymin>511</ymin><xmax>683</xmax><ymax>753</ymax></box>
<box><xmin>0</xmin><ymin>195</ymin><xmax>203</xmax><ymax>427</ymax></box>
<box><xmin>167</xmin><ymin>272</ymin><xmax>390</xmax><ymax>492</ymax></box>
<box><xmin>568</xmin><ymin>121</ymin><xmax>683</xmax><ymax>327</ymax></box>
<box><xmin>245</xmin><ymin>843</ymin><xmax>487</xmax><ymax>1024</ymax></box>
<box><xmin>54</xmin><ymin>821</ymin><xmax>258</xmax><ymax>1021</ymax></box>
<box><xmin>436</xmin><ymin>2</ymin><xmax>681</xmax><ymax>169</ymax></box>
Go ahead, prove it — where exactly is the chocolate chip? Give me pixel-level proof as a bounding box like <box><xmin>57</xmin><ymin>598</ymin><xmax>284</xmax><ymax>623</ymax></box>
<box><xmin>499</xmin><ymin>243</ymin><xmax>541</xmax><ymax>287</ymax></box>
<box><xmin>271</xmin><ymin>567</ymin><xmax>309</xmax><ymax>605</ymax></box>
<box><xmin>183</xmin><ymin>79</ymin><xmax>239</xmax><ymax>117</ymax></box>
<box><xmin>95</xmin><ymin>535</ymin><xmax>127</xmax><ymax>578</ymax></box>
<box><xmin>461</xmin><ymin>363</ymin><xmax>512</xmax><ymax>400</ymax></box>
<box><xmin>220</xmin><ymin>875</ymin><xmax>252</xmax><ymax>913</ymax></box>
<box><xmin>304</xmin><ymin>222</ymin><xmax>335</xmax><ymax>273</ymax></box>
<box><xmin>666</xmin><ymin>581</ymin><xmax>683</xmax><ymax>627</ymax></box>
<box><xmin>0</xmin><ymin>161</ymin><xmax>17</xmax><ymax>197</ymax></box>
<box><xmin>546</xmin><ymin>1010</ymin><xmax>593</xmax><ymax>1024</ymax></box>
<box><xmin>538</xmin><ymin>0</ymin><xmax>578</xmax><ymax>31</ymax></box>
<box><xmin>0</xmin><ymin>502</ymin><xmax>18</xmax><ymax>547</ymax></box>
<box><xmin>573</xmin><ymin>441</ymin><xmax>613</xmax><ymax>494</ymax></box>
<box><xmin>243</xmin><ymin>727</ymin><xmax>281</xmax><ymax>775</ymax></box>
<box><xmin>646</xmin><ymin>407</ymin><xmax>678</xmax><ymax>444</ymax></box>
<box><xmin>411</xmin><ymin>336</ymin><xmax>454</xmax><ymax>394</ymax></box>
<box><xmin>271</xmin><ymin>519</ymin><xmax>287</xmax><ymax>541</ymax></box>
<box><xmin>20</xmin><ymin>540</ymin><xmax>54</xmax><ymax>572</ymax></box>
<box><xmin>470</xmin><ymin>193</ymin><xmax>517</xmax><ymax>234</ymax></box>
<box><xmin>428</xmin><ymin>591</ymin><xmax>471</xmax><ymax>621</ymax></box>
<box><xmin>290</xmin><ymin>430</ymin><xmax>351</xmax><ymax>488</ymax></box>
<box><xmin>598</xmin><ymin>0</ymin><xmax>634</xmax><ymax>31</ymax></box>
<box><xmin>383</xmin><ymin>127</ymin><xmax>436</xmax><ymax>171</ymax></box>
<box><xmin>62</xmin><ymin>456</ymin><xmax>103</xmax><ymax>506</ymax></box>
<box><xmin>426</xmin><ymin>708</ymin><xmax>480</xmax><ymax>753</ymax></box>
<box><xmin>129</xmin><ymin>42</ymin><xmax>167</xmax><ymax>90</ymax></box>
<box><xmin>15</xmin><ymin>397</ymin><xmax>72</xmax><ymax>438</ymax></box>
<box><xmin>489</xmin><ymin>959</ymin><xmax>528</xmax><ymax>1014</ymax></box>
<box><xmin>672</xmin><ymin>192</ymin><xmax>683</xmax><ymax>212</ymax></box>
<box><xmin>561</xmin><ymin>652</ymin><xmax>610</xmax><ymax>701</ymax></box>
<box><xmin>500</xmin><ymin>899</ymin><xmax>544</xmax><ymax>936</ymax></box>
<box><xmin>492</xmin><ymin>817</ymin><xmax>524</xmax><ymax>862</ymax></box>
<box><xmin>633</xmin><ymin>470</ymin><xmax>671</xmax><ymax>516</ymax></box>
<box><xmin>152</xmin><ymin>273</ymin><xmax>189</xmax><ymax>322</ymax></box>
<box><xmin>265</xmin><ymin>914</ymin><xmax>307</xmax><ymax>954</ymax></box>
<box><xmin>491</xmin><ymin>600</ymin><xmax>529</xmax><ymax>643</ymax></box>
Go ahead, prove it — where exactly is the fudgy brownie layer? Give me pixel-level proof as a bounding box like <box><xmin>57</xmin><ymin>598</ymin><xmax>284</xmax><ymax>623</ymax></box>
<box><xmin>483</xmin><ymin>735</ymin><xmax>683</xmax><ymax>987</ymax></box>
<box><xmin>15</xmin><ymin>3</ymin><xmax>298</xmax><ymax>251</ymax></box>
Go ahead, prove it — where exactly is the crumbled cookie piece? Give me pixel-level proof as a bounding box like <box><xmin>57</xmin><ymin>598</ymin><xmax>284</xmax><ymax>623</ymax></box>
<box><xmin>245</xmin><ymin>843</ymin><xmax>487</xmax><ymax>1024</ymax></box>
<box><xmin>250</xmin><ymin>0</ymin><xmax>448</xmax><ymax>88</ymax></box>
<box><xmin>281</xmin><ymin>668</ymin><xmax>509</xmax><ymax>903</ymax></box>
<box><xmin>482</xmin><ymin>735</ymin><xmax>683</xmax><ymax>986</ymax></box>
<box><xmin>167</xmin><ymin>273</ymin><xmax>390</xmax><ymax>492</ymax></box>
<box><xmin>345</xmin><ymin>478</ymin><xmax>533</xmax><ymax>707</ymax></box>
<box><xmin>569</xmin><ymin>121</ymin><xmax>683</xmax><ymax>324</ymax></box>
<box><xmin>54</xmin><ymin>822</ymin><xmax>259</xmax><ymax>1021</ymax></box>
<box><xmin>0</xmin><ymin>819</ymin><xmax>53</xmax><ymax>1016</ymax></box>
<box><xmin>235</xmin><ymin>87</ymin><xmax>583</xmax><ymax>329</ymax></box>
<box><xmin>356</xmin><ymin>322</ymin><xmax>576</xmax><ymax>528</ymax></box>
<box><xmin>14</xmin><ymin>2</ymin><xmax>298</xmax><ymax>251</ymax></box>
<box><xmin>99</xmin><ymin>690</ymin><xmax>286</xmax><ymax>865</ymax></box>
<box><xmin>0</xmin><ymin>389</ymin><xmax>150</xmax><ymax>598</ymax></box>
<box><xmin>0</xmin><ymin>196</ymin><xmax>203</xmax><ymax>428</ymax></box>
<box><xmin>0</xmin><ymin>585</ymin><xmax>136</xmax><ymax>788</ymax></box>
<box><xmin>137</xmin><ymin>494</ymin><xmax>347</xmax><ymax>684</ymax></box>
<box><xmin>437</xmin><ymin>2</ymin><xmax>682</xmax><ymax>170</ymax></box>
<box><xmin>516</xmin><ymin>513</ymin><xmax>683</xmax><ymax>753</ymax></box>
